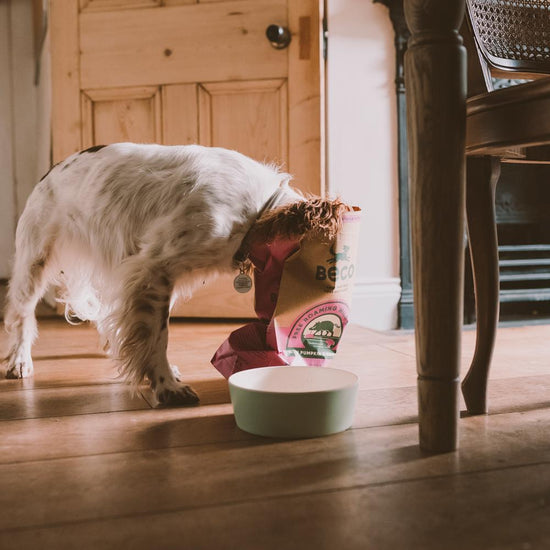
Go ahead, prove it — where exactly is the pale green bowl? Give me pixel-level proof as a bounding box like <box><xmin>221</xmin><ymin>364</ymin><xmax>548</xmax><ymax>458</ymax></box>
<box><xmin>228</xmin><ymin>366</ymin><xmax>358</xmax><ymax>438</ymax></box>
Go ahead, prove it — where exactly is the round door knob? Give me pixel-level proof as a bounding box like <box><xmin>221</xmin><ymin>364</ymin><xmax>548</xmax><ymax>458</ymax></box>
<box><xmin>266</xmin><ymin>24</ymin><xmax>291</xmax><ymax>49</ymax></box>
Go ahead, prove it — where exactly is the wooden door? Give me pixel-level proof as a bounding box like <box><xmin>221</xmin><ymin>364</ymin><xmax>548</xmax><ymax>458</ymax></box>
<box><xmin>50</xmin><ymin>0</ymin><xmax>324</xmax><ymax>317</ymax></box>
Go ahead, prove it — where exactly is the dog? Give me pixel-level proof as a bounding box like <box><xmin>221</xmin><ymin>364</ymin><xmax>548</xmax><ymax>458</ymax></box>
<box><xmin>3</xmin><ymin>143</ymin><xmax>349</xmax><ymax>406</ymax></box>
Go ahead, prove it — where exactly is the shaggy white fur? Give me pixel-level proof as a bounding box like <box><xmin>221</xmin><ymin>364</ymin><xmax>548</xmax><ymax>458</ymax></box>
<box><xmin>4</xmin><ymin>144</ymin><xmax>303</xmax><ymax>405</ymax></box>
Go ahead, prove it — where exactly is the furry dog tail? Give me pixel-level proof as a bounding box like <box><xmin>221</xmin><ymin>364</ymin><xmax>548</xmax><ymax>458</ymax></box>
<box><xmin>248</xmin><ymin>197</ymin><xmax>352</xmax><ymax>244</ymax></box>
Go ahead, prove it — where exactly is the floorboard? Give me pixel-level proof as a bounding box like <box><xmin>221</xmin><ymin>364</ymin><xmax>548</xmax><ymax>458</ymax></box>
<box><xmin>1</xmin><ymin>318</ymin><xmax>549</xmax><ymax>549</ymax></box>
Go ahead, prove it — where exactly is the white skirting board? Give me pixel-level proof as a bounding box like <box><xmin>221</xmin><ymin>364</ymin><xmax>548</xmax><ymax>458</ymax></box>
<box><xmin>349</xmin><ymin>277</ymin><xmax>401</xmax><ymax>331</ymax></box>
<box><xmin>0</xmin><ymin>280</ymin><xmax>403</xmax><ymax>329</ymax></box>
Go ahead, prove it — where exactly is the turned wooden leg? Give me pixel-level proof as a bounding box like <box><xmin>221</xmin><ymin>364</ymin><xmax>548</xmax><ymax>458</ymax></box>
<box><xmin>404</xmin><ymin>0</ymin><xmax>467</xmax><ymax>452</ymax></box>
<box><xmin>462</xmin><ymin>156</ymin><xmax>501</xmax><ymax>415</ymax></box>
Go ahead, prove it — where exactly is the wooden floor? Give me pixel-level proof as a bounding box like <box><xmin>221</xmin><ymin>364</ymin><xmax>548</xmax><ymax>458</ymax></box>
<box><xmin>1</xmin><ymin>318</ymin><xmax>550</xmax><ymax>549</ymax></box>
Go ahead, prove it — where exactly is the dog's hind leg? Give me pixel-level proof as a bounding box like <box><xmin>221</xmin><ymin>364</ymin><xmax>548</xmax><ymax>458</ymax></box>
<box><xmin>4</xmin><ymin>229</ymin><xmax>53</xmax><ymax>379</ymax></box>
<box><xmin>103</xmin><ymin>259</ymin><xmax>199</xmax><ymax>406</ymax></box>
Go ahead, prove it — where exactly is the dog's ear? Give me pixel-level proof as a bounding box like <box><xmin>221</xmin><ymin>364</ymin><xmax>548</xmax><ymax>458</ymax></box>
<box><xmin>249</xmin><ymin>197</ymin><xmax>351</xmax><ymax>243</ymax></box>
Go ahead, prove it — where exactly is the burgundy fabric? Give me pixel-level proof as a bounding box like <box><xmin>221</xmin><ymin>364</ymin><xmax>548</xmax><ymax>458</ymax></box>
<box><xmin>211</xmin><ymin>239</ymin><xmax>299</xmax><ymax>378</ymax></box>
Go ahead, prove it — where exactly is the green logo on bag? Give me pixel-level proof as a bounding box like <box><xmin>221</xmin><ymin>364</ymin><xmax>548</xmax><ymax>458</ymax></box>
<box><xmin>315</xmin><ymin>245</ymin><xmax>355</xmax><ymax>284</ymax></box>
<box><xmin>328</xmin><ymin>244</ymin><xmax>351</xmax><ymax>263</ymax></box>
<box><xmin>287</xmin><ymin>302</ymin><xmax>349</xmax><ymax>360</ymax></box>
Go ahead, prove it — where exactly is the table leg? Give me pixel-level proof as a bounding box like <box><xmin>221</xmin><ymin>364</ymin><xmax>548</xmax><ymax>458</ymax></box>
<box><xmin>404</xmin><ymin>0</ymin><xmax>467</xmax><ymax>452</ymax></box>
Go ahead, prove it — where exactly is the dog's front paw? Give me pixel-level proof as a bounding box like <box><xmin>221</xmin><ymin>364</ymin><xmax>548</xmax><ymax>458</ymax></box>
<box><xmin>6</xmin><ymin>360</ymin><xmax>34</xmax><ymax>379</ymax></box>
<box><xmin>156</xmin><ymin>384</ymin><xmax>200</xmax><ymax>407</ymax></box>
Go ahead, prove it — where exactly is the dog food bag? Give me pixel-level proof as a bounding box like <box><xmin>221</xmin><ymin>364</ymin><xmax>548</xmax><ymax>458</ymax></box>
<box><xmin>211</xmin><ymin>208</ymin><xmax>361</xmax><ymax>378</ymax></box>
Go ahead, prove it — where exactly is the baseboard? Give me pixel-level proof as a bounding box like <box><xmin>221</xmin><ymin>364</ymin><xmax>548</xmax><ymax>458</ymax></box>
<box><xmin>349</xmin><ymin>277</ymin><xmax>401</xmax><ymax>331</ymax></box>
<box><xmin>398</xmin><ymin>288</ymin><xmax>415</xmax><ymax>329</ymax></box>
<box><xmin>0</xmin><ymin>278</ymin><xmax>402</xmax><ymax>329</ymax></box>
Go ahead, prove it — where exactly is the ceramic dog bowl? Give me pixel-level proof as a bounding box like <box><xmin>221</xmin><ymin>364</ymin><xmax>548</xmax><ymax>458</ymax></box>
<box><xmin>228</xmin><ymin>366</ymin><xmax>358</xmax><ymax>438</ymax></box>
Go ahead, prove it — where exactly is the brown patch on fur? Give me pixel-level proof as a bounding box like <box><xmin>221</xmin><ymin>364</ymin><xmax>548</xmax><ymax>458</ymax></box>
<box><xmin>248</xmin><ymin>197</ymin><xmax>352</xmax><ymax>245</ymax></box>
<box><xmin>38</xmin><ymin>162</ymin><xmax>61</xmax><ymax>182</ymax></box>
<box><xmin>30</xmin><ymin>258</ymin><xmax>46</xmax><ymax>278</ymax></box>
<box><xmin>79</xmin><ymin>144</ymin><xmax>107</xmax><ymax>154</ymax></box>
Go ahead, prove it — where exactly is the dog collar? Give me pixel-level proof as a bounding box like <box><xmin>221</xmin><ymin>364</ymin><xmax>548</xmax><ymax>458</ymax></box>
<box><xmin>233</xmin><ymin>187</ymin><xmax>287</xmax><ymax>264</ymax></box>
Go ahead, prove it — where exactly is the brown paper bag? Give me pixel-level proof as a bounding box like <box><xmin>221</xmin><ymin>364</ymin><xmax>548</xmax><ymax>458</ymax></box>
<box><xmin>266</xmin><ymin>208</ymin><xmax>361</xmax><ymax>365</ymax></box>
<box><xmin>212</xmin><ymin>207</ymin><xmax>361</xmax><ymax>377</ymax></box>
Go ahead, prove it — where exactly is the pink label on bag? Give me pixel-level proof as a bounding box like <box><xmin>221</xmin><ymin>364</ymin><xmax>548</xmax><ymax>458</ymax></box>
<box><xmin>284</xmin><ymin>300</ymin><xmax>349</xmax><ymax>361</ymax></box>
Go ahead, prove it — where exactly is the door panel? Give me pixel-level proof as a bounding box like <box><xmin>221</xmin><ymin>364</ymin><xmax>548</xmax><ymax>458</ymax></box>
<box><xmin>51</xmin><ymin>0</ymin><xmax>324</xmax><ymax>318</ymax></box>
<box><xmin>199</xmin><ymin>79</ymin><xmax>287</xmax><ymax>165</ymax></box>
<box><xmin>177</xmin><ymin>78</ymin><xmax>289</xmax><ymax>318</ymax></box>
<box><xmin>162</xmin><ymin>84</ymin><xmax>198</xmax><ymax>145</ymax></box>
<box><xmin>81</xmin><ymin>87</ymin><xmax>161</xmax><ymax>147</ymax></box>
<box><xmin>79</xmin><ymin>0</ymin><xmax>287</xmax><ymax>89</ymax></box>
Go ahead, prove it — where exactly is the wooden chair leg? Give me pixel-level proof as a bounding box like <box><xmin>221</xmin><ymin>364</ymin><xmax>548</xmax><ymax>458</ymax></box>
<box><xmin>462</xmin><ymin>156</ymin><xmax>501</xmax><ymax>415</ymax></box>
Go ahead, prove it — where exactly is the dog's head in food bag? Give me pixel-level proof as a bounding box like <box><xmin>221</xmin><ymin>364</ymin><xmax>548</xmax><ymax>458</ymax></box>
<box><xmin>213</xmin><ymin>186</ymin><xmax>360</xmax><ymax>379</ymax></box>
<box><xmin>233</xmin><ymin>192</ymin><xmax>354</xmax><ymax>269</ymax></box>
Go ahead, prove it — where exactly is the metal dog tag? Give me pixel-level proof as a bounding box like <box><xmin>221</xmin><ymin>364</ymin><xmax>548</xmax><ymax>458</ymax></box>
<box><xmin>234</xmin><ymin>273</ymin><xmax>252</xmax><ymax>293</ymax></box>
<box><xmin>234</xmin><ymin>265</ymin><xmax>252</xmax><ymax>294</ymax></box>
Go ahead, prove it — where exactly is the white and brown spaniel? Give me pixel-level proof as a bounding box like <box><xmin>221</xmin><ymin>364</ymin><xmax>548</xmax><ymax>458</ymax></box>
<box><xmin>4</xmin><ymin>143</ymin><xmax>348</xmax><ymax>405</ymax></box>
